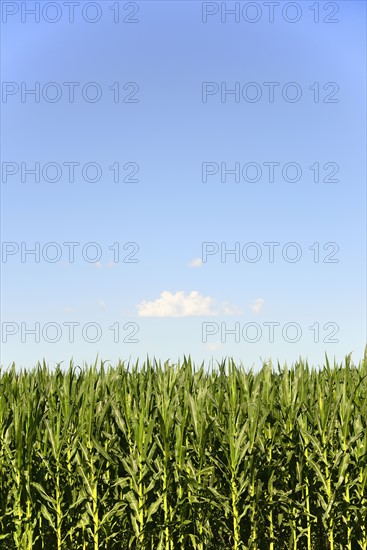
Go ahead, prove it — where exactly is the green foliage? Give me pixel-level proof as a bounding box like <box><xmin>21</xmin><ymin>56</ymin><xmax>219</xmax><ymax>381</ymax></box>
<box><xmin>0</xmin><ymin>354</ymin><xmax>366</xmax><ymax>549</ymax></box>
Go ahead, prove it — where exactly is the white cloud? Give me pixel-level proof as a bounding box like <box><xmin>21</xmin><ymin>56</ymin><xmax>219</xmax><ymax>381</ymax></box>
<box><xmin>98</xmin><ymin>299</ymin><xmax>106</xmax><ymax>310</ymax></box>
<box><xmin>250</xmin><ymin>298</ymin><xmax>264</xmax><ymax>314</ymax></box>
<box><xmin>137</xmin><ymin>290</ymin><xmax>240</xmax><ymax>318</ymax></box>
<box><xmin>188</xmin><ymin>258</ymin><xmax>203</xmax><ymax>268</ymax></box>
<box><xmin>137</xmin><ymin>290</ymin><xmax>216</xmax><ymax>317</ymax></box>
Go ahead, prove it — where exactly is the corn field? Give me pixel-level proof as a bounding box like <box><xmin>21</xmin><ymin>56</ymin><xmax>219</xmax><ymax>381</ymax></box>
<box><xmin>0</xmin><ymin>354</ymin><xmax>366</xmax><ymax>549</ymax></box>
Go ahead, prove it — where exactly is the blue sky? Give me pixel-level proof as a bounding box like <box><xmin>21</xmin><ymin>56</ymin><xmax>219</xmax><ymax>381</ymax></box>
<box><xmin>1</xmin><ymin>0</ymin><xmax>366</xmax><ymax>369</ymax></box>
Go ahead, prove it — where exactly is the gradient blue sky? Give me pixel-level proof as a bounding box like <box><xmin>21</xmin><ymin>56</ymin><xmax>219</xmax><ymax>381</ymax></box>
<box><xmin>1</xmin><ymin>0</ymin><xmax>366</xmax><ymax>369</ymax></box>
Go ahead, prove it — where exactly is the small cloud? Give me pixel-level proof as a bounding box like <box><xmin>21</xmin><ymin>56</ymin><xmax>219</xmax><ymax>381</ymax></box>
<box><xmin>137</xmin><ymin>290</ymin><xmax>216</xmax><ymax>317</ymax></box>
<box><xmin>250</xmin><ymin>298</ymin><xmax>264</xmax><ymax>314</ymax></box>
<box><xmin>98</xmin><ymin>299</ymin><xmax>106</xmax><ymax>310</ymax></box>
<box><xmin>188</xmin><ymin>258</ymin><xmax>203</xmax><ymax>268</ymax></box>
<box><xmin>137</xmin><ymin>290</ymin><xmax>239</xmax><ymax>318</ymax></box>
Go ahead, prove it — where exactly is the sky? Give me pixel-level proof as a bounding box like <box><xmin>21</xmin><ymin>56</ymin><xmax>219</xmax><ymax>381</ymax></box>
<box><xmin>0</xmin><ymin>0</ymin><xmax>366</xmax><ymax>370</ymax></box>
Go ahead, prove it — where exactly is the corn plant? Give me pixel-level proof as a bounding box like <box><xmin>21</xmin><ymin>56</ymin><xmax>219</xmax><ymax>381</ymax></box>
<box><xmin>0</xmin><ymin>352</ymin><xmax>366</xmax><ymax>549</ymax></box>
